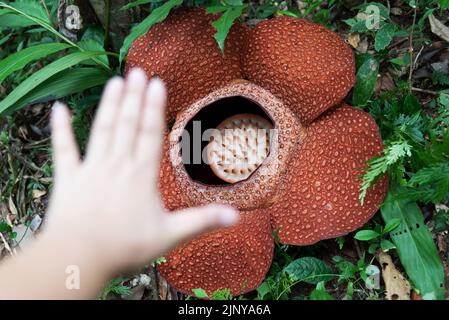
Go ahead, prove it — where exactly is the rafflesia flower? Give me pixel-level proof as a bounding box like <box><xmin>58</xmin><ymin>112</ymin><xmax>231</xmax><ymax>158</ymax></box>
<box><xmin>126</xmin><ymin>8</ymin><xmax>388</xmax><ymax>296</ymax></box>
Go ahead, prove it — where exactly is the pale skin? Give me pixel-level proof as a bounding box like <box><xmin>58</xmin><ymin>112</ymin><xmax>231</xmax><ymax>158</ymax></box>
<box><xmin>0</xmin><ymin>68</ymin><xmax>238</xmax><ymax>299</ymax></box>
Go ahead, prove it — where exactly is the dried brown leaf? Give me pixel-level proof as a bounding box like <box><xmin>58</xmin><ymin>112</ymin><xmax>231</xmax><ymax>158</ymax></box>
<box><xmin>429</xmin><ymin>14</ymin><xmax>449</xmax><ymax>43</ymax></box>
<box><xmin>347</xmin><ymin>32</ymin><xmax>361</xmax><ymax>49</ymax></box>
<box><xmin>377</xmin><ymin>251</ymin><xmax>411</xmax><ymax>300</ymax></box>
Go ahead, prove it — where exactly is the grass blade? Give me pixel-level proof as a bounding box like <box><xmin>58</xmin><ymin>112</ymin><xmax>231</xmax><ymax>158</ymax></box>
<box><xmin>10</xmin><ymin>68</ymin><xmax>110</xmax><ymax>114</ymax></box>
<box><xmin>0</xmin><ymin>2</ymin><xmax>116</xmax><ymax>69</ymax></box>
<box><xmin>0</xmin><ymin>42</ymin><xmax>72</xmax><ymax>84</ymax></box>
<box><xmin>0</xmin><ymin>51</ymin><xmax>112</xmax><ymax>116</ymax></box>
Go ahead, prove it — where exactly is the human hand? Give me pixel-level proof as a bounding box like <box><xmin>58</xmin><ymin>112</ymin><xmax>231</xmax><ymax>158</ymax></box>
<box><xmin>44</xmin><ymin>68</ymin><xmax>238</xmax><ymax>274</ymax></box>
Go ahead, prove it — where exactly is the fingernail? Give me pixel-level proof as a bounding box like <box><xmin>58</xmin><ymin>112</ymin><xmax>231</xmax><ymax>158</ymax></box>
<box><xmin>128</xmin><ymin>68</ymin><xmax>146</xmax><ymax>83</ymax></box>
<box><xmin>148</xmin><ymin>77</ymin><xmax>166</xmax><ymax>99</ymax></box>
<box><xmin>106</xmin><ymin>76</ymin><xmax>123</xmax><ymax>89</ymax></box>
<box><xmin>52</xmin><ymin>102</ymin><xmax>65</xmax><ymax>118</ymax></box>
<box><xmin>217</xmin><ymin>207</ymin><xmax>239</xmax><ymax>227</ymax></box>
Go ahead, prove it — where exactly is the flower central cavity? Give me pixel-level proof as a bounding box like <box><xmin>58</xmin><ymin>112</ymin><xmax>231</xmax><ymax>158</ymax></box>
<box><xmin>207</xmin><ymin>114</ymin><xmax>273</xmax><ymax>183</ymax></box>
<box><xmin>182</xmin><ymin>96</ymin><xmax>274</xmax><ymax>185</ymax></box>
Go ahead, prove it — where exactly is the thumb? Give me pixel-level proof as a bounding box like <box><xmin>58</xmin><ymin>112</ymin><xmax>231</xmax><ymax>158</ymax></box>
<box><xmin>162</xmin><ymin>204</ymin><xmax>239</xmax><ymax>247</ymax></box>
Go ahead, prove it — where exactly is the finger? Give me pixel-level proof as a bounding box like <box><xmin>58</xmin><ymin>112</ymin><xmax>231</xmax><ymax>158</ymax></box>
<box><xmin>51</xmin><ymin>102</ymin><xmax>80</xmax><ymax>179</ymax></box>
<box><xmin>86</xmin><ymin>77</ymin><xmax>124</xmax><ymax>160</ymax></box>
<box><xmin>136</xmin><ymin>77</ymin><xmax>166</xmax><ymax>176</ymax></box>
<box><xmin>111</xmin><ymin>68</ymin><xmax>147</xmax><ymax>157</ymax></box>
<box><xmin>161</xmin><ymin>205</ymin><xmax>239</xmax><ymax>248</ymax></box>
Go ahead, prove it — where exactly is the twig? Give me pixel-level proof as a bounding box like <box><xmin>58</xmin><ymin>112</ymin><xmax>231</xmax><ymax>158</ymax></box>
<box><xmin>0</xmin><ymin>232</ymin><xmax>15</xmax><ymax>257</ymax></box>
<box><xmin>411</xmin><ymin>87</ymin><xmax>440</xmax><ymax>95</ymax></box>
<box><xmin>408</xmin><ymin>1</ymin><xmax>419</xmax><ymax>92</ymax></box>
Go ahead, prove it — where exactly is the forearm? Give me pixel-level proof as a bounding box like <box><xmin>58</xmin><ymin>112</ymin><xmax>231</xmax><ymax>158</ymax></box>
<box><xmin>0</xmin><ymin>232</ymin><xmax>110</xmax><ymax>299</ymax></box>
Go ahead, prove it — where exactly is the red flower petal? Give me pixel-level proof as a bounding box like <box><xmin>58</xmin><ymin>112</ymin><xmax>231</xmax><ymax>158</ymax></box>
<box><xmin>158</xmin><ymin>210</ymin><xmax>274</xmax><ymax>296</ymax></box>
<box><xmin>266</xmin><ymin>105</ymin><xmax>388</xmax><ymax>245</ymax></box>
<box><xmin>243</xmin><ymin>17</ymin><xmax>355</xmax><ymax>124</ymax></box>
<box><xmin>126</xmin><ymin>8</ymin><xmax>246</xmax><ymax>121</ymax></box>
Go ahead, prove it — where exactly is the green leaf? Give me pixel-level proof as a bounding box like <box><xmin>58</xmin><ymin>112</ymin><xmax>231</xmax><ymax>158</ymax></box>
<box><xmin>256</xmin><ymin>281</ymin><xmax>271</xmax><ymax>299</ymax></box>
<box><xmin>78</xmin><ymin>39</ymin><xmax>109</xmax><ymax>67</ymax></box>
<box><xmin>354</xmin><ymin>230</ymin><xmax>380</xmax><ymax>241</ymax></box>
<box><xmin>309</xmin><ymin>282</ymin><xmax>333</xmax><ymax>300</ymax></box>
<box><xmin>206</xmin><ymin>5</ymin><xmax>228</xmax><ymax>14</ymax></box>
<box><xmin>10</xmin><ymin>68</ymin><xmax>109</xmax><ymax>114</ymax></box>
<box><xmin>405</xmin><ymin>162</ymin><xmax>449</xmax><ymax>203</ymax></box>
<box><xmin>121</xmin><ymin>0</ymin><xmax>162</xmax><ymax>11</ymax></box>
<box><xmin>210</xmin><ymin>288</ymin><xmax>232</xmax><ymax>300</ymax></box>
<box><xmin>390</xmin><ymin>52</ymin><xmax>411</xmax><ymax>66</ymax></box>
<box><xmin>192</xmin><ymin>288</ymin><xmax>209</xmax><ymax>298</ymax></box>
<box><xmin>0</xmin><ymin>42</ymin><xmax>71</xmax><ymax>85</ymax></box>
<box><xmin>383</xmin><ymin>218</ymin><xmax>401</xmax><ymax>233</ymax></box>
<box><xmin>210</xmin><ymin>5</ymin><xmax>245</xmax><ymax>53</ymax></box>
<box><xmin>352</xmin><ymin>56</ymin><xmax>379</xmax><ymax>106</ymax></box>
<box><xmin>284</xmin><ymin>257</ymin><xmax>333</xmax><ymax>285</ymax></box>
<box><xmin>381</xmin><ymin>189</ymin><xmax>445</xmax><ymax>300</ymax></box>
<box><xmin>380</xmin><ymin>239</ymin><xmax>396</xmax><ymax>252</ymax></box>
<box><xmin>119</xmin><ymin>0</ymin><xmax>183</xmax><ymax>64</ymax></box>
<box><xmin>0</xmin><ymin>51</ymin><xmax>110</xmax><ymax>116</ymax></box>
<box><xmin>0</xmin><ymin>222</ymin><xmax>12</xmax><ymax>232</ymax></box>
<box><xmin>255</xmin><ymin>4</ymin><xmax>278</xmax><ymax>19</ymax></box>
<box><xmin>375</xmin><ymin>23</ymin><xmax>396</xmax><ymax>51</ymax></box>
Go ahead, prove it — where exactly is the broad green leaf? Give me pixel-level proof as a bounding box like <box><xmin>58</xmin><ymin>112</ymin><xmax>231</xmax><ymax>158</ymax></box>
<box><xmin>0</xmin><ymin>222</ymin><xmax>12</xmax><ymax>232</ymax></box>
<box><xmin>439</xmin><ymin>0</ymin><xmax>449</xmax><ymax>10</ymax></box>
<box><xmin>354</xmin><ymin>230</ymin><xmax>380</xmax><ymax>241</ymax></box>
<box><xmin>223</xmin><ymin>0</ymin><xmax>243</xmax><ymax>5</ymax></box>
<box><xmin>380</xmin><ymin>239</ymin><xmax>396</xmax><ymax>252</ymax></box>
<box><xmin>256</xmin><ymin>281</ymin><xmax>271</xmax><ymax>299</ymax></box>
<box><xmin>0</xmin><ymin>14</ymin><xmax>36</xmax><ymax>28</ymax></box>
<box><xmin>438</xmin><ymin>92</ymin><xmax>449</xmax><ymax>108</ymax></box>
<box><xmin>383</xmin><ymin>218</ymin><xmax>401</xmax><ymax>233</ymax></box>
<box><xmin>381</xmin><ymin>189</ymin><xmax>445</xmax><ymax>300</ymax></box>
<box><xmin>309</xmin><ymin>282</ymin><xmax>333</xmax><ymax>300</ymax></box>
<box><xmin>121</xmin><ymin>0</ymin><xmax>162</xmax><ymax>11</ymax></box>
<box><xmin>10</xmin><ymin>68</ymin><xmax>109</xmax><ymax>114</ymax></box>
<box><xmin>119</xmin><ymin>0</ymin><xmax>183</xmax><ymax>64</ymax></box>
<box><xmin>8</xmin><ymin>0</ymin><xmax>49</xmax><ymax>22</ymax></box>
<box><xmin>0</xmin><ymin>43</ymin><xmax>71</xmax><ymax>85</ymax></box>
<box><xmin>375</xmin><ymin>23</ymin><xmax>396</xmax><ymax>51</ymax></box>
<box><xmin>82</xmin><ymin>26</ymin><xmax>105</xmax><ymax>45</ymax></box>
<box><xmin>356</xmin><ymin>2</ymin><xmax>390</xmax><ymax>19</ymax></box>
<box><xmin>390</xmin><ymin>53</ymin><xmax>411</xmax><ymax>66</ymax></box>
<box><xmin>284</xmin><ymin>257</ymin><xmax>333</xmax><ymax>285</ymax></box>
<box><xmin>210</xmin><ymin>5</ymin><xmax>245</xmax><ymax>53</ymax></box>
<box><xmin>0</xmin><ymin>51</ymin><xmax>110</xmax><ymax>116</ymax></box>
<box><xmin>206</xmin><ymin>6</ymin><xmax>228</xmax><ymax>14</ymax></box>
<box><xmin>192</xmin><ymin>288</ymin><xmax>209</xmax><ymax>298</ymax></box>
<box><xmin>352</xmin><ymin>56</ymin><xmax>379</xmax><ymax>106</ymax></box>
<box><xmin>255</xmin><ymin>4</ymin><xmax>278</xmax><ymax>19</ymax></box>
<box><xmin>78</xmin><ymin>39</ymin><xmax>108</xmax><ymax>67</ymax></box>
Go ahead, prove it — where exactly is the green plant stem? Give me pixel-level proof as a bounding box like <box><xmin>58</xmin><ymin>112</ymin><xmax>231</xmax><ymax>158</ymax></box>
<box><xmin>408</xmin><ymin>0</ymin><xmax>418</xmax><ymax>92</ymax></box>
